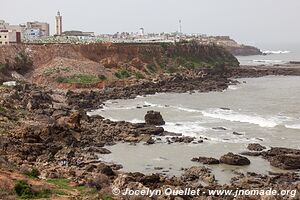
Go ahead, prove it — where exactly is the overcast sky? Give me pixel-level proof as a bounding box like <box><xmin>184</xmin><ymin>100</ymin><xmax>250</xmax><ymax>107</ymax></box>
<box><xmin>1</xmin><ymin>0</ymin><xmax>300</xmax><ymax>46</ymax></box>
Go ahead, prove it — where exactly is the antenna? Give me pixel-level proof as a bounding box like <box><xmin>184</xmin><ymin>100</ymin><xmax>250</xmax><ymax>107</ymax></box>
<box><xmin>179</xmin><ymin>20</ymin><xmax>182</xmax><ymax>34</ymax></box>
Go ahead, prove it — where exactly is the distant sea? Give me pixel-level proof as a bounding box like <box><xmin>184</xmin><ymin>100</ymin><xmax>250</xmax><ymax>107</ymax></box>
<box><xmin>236</xmin><ymin>43</ymin><xmax>300</xmax><ymax>65</ymax></box>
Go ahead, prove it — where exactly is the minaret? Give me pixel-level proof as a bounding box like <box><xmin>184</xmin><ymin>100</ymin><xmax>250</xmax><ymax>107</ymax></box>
<box><xmin>56</xmin><ymin>11</ymin><xmax>62</xmax><ymax>35</ymax></box>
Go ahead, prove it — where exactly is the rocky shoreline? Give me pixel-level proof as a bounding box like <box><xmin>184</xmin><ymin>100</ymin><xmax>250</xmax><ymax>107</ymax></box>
<box><xmin>0</xmin><ymin>66</ymin><xmax>300</xmax><ymax>199</ymax></box>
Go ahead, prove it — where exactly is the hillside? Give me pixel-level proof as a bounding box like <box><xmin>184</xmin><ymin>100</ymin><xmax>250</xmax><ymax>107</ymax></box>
<box><xmin>0</xmin><ymin>42</ymin><xmax>239</xmax><ymax>88</ymax></box>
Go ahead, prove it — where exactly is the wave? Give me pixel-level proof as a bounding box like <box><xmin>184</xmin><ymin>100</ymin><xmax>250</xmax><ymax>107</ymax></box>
<box><xmin>129</xmin><ymin>118</ymin><xmax>144</xmax><ymax>123</ymax></box>
<box><xmin>285</xmin><ymin>124</ymin><xmax>300</xmax><ymax>130</ymax></box>
<box><xmin>162</xmin><ymin>121</ymin><xmax>207</xmax><ymax>136</ymax></box>
<box><xmin>171</xmin><ymin>106</ymin><xmax>201</xmax><ymax>113</ymax></box>
<box><xmin>228</xmin><ymin>85</ymin><xmax>239</xmax><ymax>90</ymax></box>
<box><xmin>253</xmin><ymin>59</ymin><xmax>285</xmax><ymax>64</ymax></box>
<box><xmin>262</xmin><ymin>50</ymin><xmax>290</xmax><ymax>55</ymax></box>
<box><xmin>143</xmin><ymin>101</ymin><xmax>165</xmax><ymax>108</ymax></box>
<box><xmin>201</xmin><ymin>108</ymin><xmax>279</xmax><ymax>128</ymax></box>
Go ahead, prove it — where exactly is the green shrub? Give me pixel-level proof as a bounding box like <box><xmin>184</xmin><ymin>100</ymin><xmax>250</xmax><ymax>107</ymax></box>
<box><xmin>134</xmin><ymin>72</ymin><xmax>145</xmax><ymax>79</ymax></box>
<box><xmin>14</xmin><ymin>51</ymin><xmax>33</xmax><ymax>74</ymax></box>
<box><xmin>26</xmin><ymin>168</ymin><xmax>39</xmax><ymax>178</ymax></box>
<box><xmin>115</xmin><ymin>69</ymin><xmax>131</xmax><ymax>79</ymax></box>
<box><xmin>14</xmin><ymin>180</ymin><xmax>33</xmax><ymax>198</ymax></box>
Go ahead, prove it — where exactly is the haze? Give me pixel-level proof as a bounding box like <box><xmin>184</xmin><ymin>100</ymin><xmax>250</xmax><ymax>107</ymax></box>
<box><xmin>1</xmin><ymin>0</ymin><xmax>300</xmax><ymax>46</ymax></box>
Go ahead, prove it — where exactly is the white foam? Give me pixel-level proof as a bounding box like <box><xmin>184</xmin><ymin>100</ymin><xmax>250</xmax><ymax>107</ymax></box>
<box><xmin>262</xmin><ymin>50</ymin><xmax>290</xmax><ymax>55</ymax></box>
<box><xmin>285</xmin><ymin>124</ymin><xmax>300</xmax><ymax>130</ymax></box>
<box><xmin>162</xmin><ymin>121</ymin><xmax>207</xmax><ymax>137</ymax></box>
<box><xmin>171</xmin><ymin>106</ymin><xmax>201</xmax><ymax>113</ymax></box>
<box><xmin>129</xmin><ymin>118</ymin><xmax>144</xmax><ymax>123</ymax></box>
<box><xmin>143</xmin><ymin>101</ymin><xmax>164</xmax><ymax>108</ymax></box>
<box><xmin>228</xmin><ymin>85</ymin><xmax>239</xmax><ymax>90</ymax></box>
<box><xmin>253</xmin><ymin>59</ymin><xmax>285</xmax><ymax>64</ymax></box>
<box><xmin>201</xmin><ymin>108</ymin><xmax>278</xmax><ymax>128</ymax></box>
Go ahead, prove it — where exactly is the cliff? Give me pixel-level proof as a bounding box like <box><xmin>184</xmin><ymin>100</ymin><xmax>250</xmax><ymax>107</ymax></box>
<box><xmin>0</xmin><ymin>42</ymin><xmax>239</xmax><ymax>88</ymax></box>
<box><xmin>225</xmin><ymin>45</ymin><xmax>262</xmax><ymax>56</ymax></box>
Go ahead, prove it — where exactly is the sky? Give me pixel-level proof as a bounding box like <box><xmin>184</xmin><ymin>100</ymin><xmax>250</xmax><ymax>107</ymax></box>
<box><xmin>1</xmin><ymin>0</ymin><xmax>300</xmax><ymax>47</ymax></box>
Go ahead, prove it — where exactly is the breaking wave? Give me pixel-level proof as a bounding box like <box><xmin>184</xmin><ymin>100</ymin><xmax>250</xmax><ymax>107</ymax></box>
<box><xmin>253</xmin><ymin>60</ymin><xmax>285</xmax><ymax>64</ymax></box>
<box><xmin>201</xmin><ymin>108</ymin><xmax>279</xmax><ymax>128</ymax></box>
<box><xmin>285</xmin><ymin>124</ymin><xmax>300</xmax><ymax>130</ymax></box>
<box><xmin>262</xmin><ymin>50</ymin><xmax>290</xmax><ymax>55</ymax></box>
<box><xmin>162</xmin><ymin>121</ymin><xmax>207</xmax><ymax>136</ymax></box>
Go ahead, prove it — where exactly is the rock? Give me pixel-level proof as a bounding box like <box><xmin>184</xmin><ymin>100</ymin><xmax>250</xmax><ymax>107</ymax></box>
<box><xmin>220</xmin><ymin>152</ymin><xmax>251</xmax><ymax>166</ymax></box>
<box><xmin>233</xmin><ymin>131</ymin><xmax>243</xmax><ymax>136</ymax></box>
<box><xmin>263</xmin><ymin>147</ymin><xmax>300</xmax><ymax>169</ymax></box>
<box><xmin>144</xmin><ymin>110</ymin><xmax>165</xmax><ymax>125</ymax></box>
<box><xmin>170</xmin><ymin>136</ymin><xmax>195</xmax><ymax>143</ymax></box>
<box><xmin>247</xmin><ymin>143</ymin><xmax>266</xmax><ymax>151</ymax></box>
<box><xmin>145</xmin><ymin>137</ymin><xmax>155</xmax><ymax>145</ymax></box>
<box><xmin>183</xmin><ymin>166</ymin><xmax>215</xmax><ymax>184</ymax></box>
<box><xmin>212</xmin><ymin>127</ymin><xmax>227</xmax><ymax>131</ymax></box>
<box><xmin>191</xmin><ymin>156</ymin><xmax>220</xmax><ymax>164</ymax></box>
<box><xmin>269</xmin><ymin>155</ymin><xmax>300</xmax><ymax>170</ymax></box>
<box><xmin>240</xmin><ymin>151</ymin><xmax>262</xmax><ymax>156</ymax></box>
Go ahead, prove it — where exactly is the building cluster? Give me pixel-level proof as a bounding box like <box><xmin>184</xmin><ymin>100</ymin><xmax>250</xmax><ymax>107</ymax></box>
<box><xmin>1</xmin><ymin>12</ymin><xmax>239</xmax><ymax>47</ymax></box>
<box><xmin>0</xmin><ymin>19</ymin><xmax>49</xmax><ymax>45</ymax></box>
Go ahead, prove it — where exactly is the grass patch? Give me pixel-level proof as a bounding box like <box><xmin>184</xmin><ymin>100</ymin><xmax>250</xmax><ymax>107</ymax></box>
<box><xmin>43</xmin><ymin>66</ymin><xmax>71</xmax><ymax>76</ymax></box>
<box><xmin>47</xmin><ymin>178</ymin><xmax>86</xmax><ymax>191</ymax></box>
<box><xmin>102</xmin><ymin>194</ymin><xmax>114</xmax><ymax>200</ymax></box>
<box><xmin>115</xmin><ymin>69</ymin><xmax>131</xmax><ymax>79</ymax></box>
<box><xmin>57</xmin><ymin>74</ymin><xmax>101</xmax><ymax>84</ymax></box>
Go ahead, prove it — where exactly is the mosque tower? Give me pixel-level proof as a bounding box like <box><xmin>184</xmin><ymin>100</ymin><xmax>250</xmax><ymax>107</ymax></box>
<box><xmin>56</xmin><ymin>11</ymin><xmax>62</xmax><ymax>35</ymax></box>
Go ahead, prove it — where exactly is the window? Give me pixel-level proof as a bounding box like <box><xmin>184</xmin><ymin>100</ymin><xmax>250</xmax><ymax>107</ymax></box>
<box><xmin>4</xmin><ymin>35</ymin><xmax>7</xmax><ymax>38</ymax></box>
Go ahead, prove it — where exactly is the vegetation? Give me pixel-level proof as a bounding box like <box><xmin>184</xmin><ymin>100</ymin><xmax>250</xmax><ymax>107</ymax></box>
<box><xmin>14</xmin><ymin>180</ymin><xmax>33</xmax><ymax>198</ymax></box>
<box><xmin>25</xmin><ymin>168</ymin><xmax>39</xmax><ymax>178</ymax></box>
<box><xmin>14</xmin><ymin>180</ymin><xmax>51</xmax><ymax>199</ymax></box>
<box><xmin>14</xmin><ymin>50</ymin><xmax>33</xmax><ymax>74</ymax></box>
<box><xmin>57</xmin><ymin>74</ymin><xmax>102</xmax><ymax>84</ymax></box>
<box><xmin>115</xmin><ymin>69</ymin><xmax>131</xmax><ymax>79</ymax></box>
<box><xmin>47</xmin><ymin>178</ymin><xmax>86</xmax><ymax>191</ymax></box>
<box><xmin>101</xmin><ymin>194</ymin><xmax>114</xmax><ymax>200</ymax></box>
<box><xmin>43</xmin><ymin>66</ymin><xmax>71</xmax><ymax>76</ymax></box>
<box><xmin>0</xmin><ymin>63</ymin><xmax>6</xmax><ymax>71</ymax></box>
<box><xmin>134</xmin><ymin>72</ymin><xmax>145</xmax><ymax>79</ymax></box>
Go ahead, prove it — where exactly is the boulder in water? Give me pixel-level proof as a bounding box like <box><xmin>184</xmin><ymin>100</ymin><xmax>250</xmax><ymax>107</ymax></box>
<box><xmin>144</xmin><ymin>110</ymin><xmax>165</xmax><ymax>125</ymax></box>
<box><xmin>220</xmin><ymin>152</ymin><xmax>250</xmax><ymax>166</ymax></box>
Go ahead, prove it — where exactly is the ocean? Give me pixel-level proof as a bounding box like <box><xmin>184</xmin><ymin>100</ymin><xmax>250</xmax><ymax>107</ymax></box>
<box><xmin>89</xmin><ymin>76</ymin><xmax>300</xmax><ymax>183</ymax></box>
<box><xmin>236</xmin><ymin>43</ymin><xmax>300</xmax><ymax>65</ymax></box>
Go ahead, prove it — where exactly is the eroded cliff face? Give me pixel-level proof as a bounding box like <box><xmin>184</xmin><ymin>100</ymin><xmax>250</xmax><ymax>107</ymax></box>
<box><xmin>0</xmin><ymin>43</ymin><xmax>239</xmax><ymax>88</ymax></box>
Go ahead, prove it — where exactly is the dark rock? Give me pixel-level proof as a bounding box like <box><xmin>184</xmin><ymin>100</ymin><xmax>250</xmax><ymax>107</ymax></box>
<box><xmin>233</xmin><ymin>131</ymin><xmax>243</xmax><ymax>136</ymax></box>
<box><xmin>191</xmin><ymin>156</ymin><xmax>220</xmax><ymax>164</ymax></box>
<box><xmin>247</xmin><ymin>143</ymin><xmax>266</xmax><ymax>151</ymax></box>
<box><xmin>220</xmin><ymin>152</ymin><xmax>251</xmax><ymax>166</ymax></box>
<box><xmin>212</xmin><ymin>127</ymin><xmax>227</xmax><ymax>131</ymax></box>
<box><xmin>144</xmin><ymin>110</ymin><xmax>165</xmax><ymax>125</ymax></box>
<box><xmin>269</xmin><ymin>155</ymin><xmax>300</xmax><ymax>170</ymax></box>
<box><xmin>240</xmin><ymin>151</ymin><xmax>262</xmax><ymax>156</ymax></box>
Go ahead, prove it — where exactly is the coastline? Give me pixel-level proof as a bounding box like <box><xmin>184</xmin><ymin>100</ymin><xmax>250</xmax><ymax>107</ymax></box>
<box><xmin>0</xmin><ymin>65</ymin><xmax>300</xmax><ymax>199</ymax></box>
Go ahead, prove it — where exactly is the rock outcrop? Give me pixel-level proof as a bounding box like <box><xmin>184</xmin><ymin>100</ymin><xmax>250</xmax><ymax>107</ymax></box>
<box><xmin>220</xmin><ymin>152</ymin><xmax>251</xmax><ymax>166</ymax></box>
<box><xmin>144</xmin><ymin>111</ymin><xmax>165</xmax><ymax>126</ymax></box>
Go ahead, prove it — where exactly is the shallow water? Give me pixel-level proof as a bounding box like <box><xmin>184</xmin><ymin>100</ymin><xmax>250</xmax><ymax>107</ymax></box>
<box><xmin>89</xmin><ymin>76</ymin><xmax>300</xmax><ymax>183</ymax></box>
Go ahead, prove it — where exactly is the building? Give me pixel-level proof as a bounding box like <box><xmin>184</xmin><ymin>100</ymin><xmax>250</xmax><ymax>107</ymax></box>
<box><xmin>62</xmin><ymin>30</ymin><xmax>95</xmax><ymax>39</ymax></box>
<box><xmin>56</xmin><ymin>11</ymin><xmax>63</xmax><ymax>35</ymax></box>
<box><xmin>0</xmin><ymin>20</ymin><xmax>23</xmax><ymax>45</ymax></box>
<box><xmin>26</xmin><ymin>21</ymin><xmax>49</xmax><ymax>36</ymax></box>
